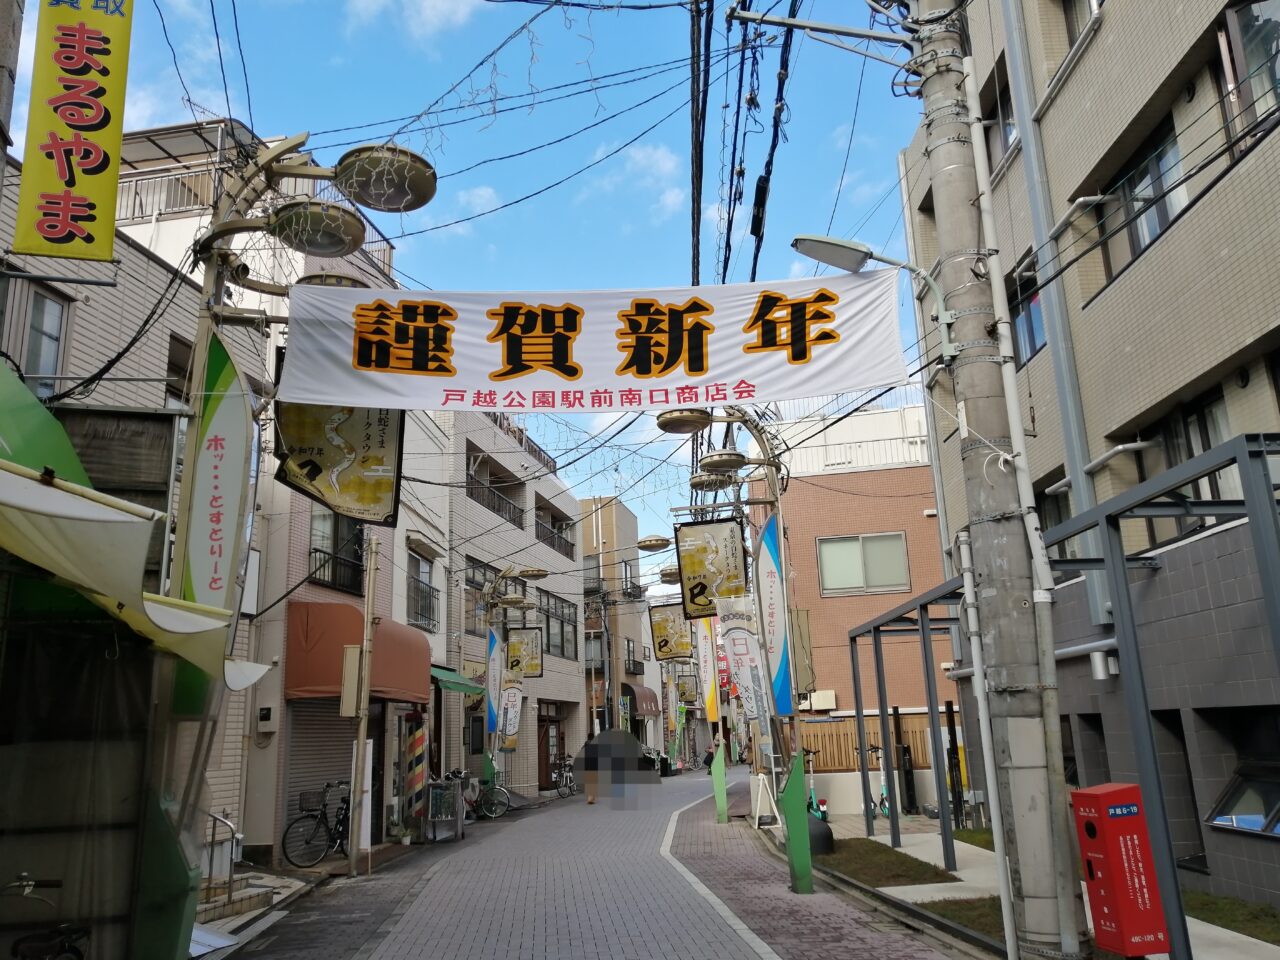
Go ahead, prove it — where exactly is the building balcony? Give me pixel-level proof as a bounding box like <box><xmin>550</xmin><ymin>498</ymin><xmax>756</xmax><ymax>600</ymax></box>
<box><xmin>407</xmin><ymin>575</ymin><xmax>440</xmax><ymax>633</ymax></box>
<box><xmin>482</xmin><ymin>412</ymin><xmax>557</xmax><ymax>473</ymax></box>
<box><xmin>467</xmin><ymin>478</ymin><xmax>524</xmax><ymax>529</ymax></box>
<box><xmin>624</xmin><ymin>659</ymin><xmax>644</xmax><ymax>676</ymax></box>
<box><xmin>620</xmin><ymin>582</ymin><xmax>644</xmax><ymax>601</ymax></box>
<box><xmin>584</xmin><ymin>575</ymin><xmax>602</xmax><ymax>594</ymax></box>
<box><xmin>584</xmin><ymin>658</ymin><xmax>605</xmax><ymax>673</ymax></box>
<box><xmin>308</xmin><ymin>548</ymin><xmax>363</xmax><ymax>596</ymax></box>
<box><xmin>536</xmin><ymin>519</ymin><xmax>575</xmax><ymax>559</ymax></box>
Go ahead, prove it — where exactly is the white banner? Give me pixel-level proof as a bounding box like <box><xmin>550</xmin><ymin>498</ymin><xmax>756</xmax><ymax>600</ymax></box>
<box><xmin>276</xmin><ymin>272</ymin><xmax>905</xmax><ymax>412</ymax></box>
<box><xmin>715</xmin><ymin>597</ymin><xmax>769</xmax><ymax>723</ymax></box>
<box><xmin>757</xmin><ymin>514</ymin><xmax>793</xmax><ymax>716</ymax></box>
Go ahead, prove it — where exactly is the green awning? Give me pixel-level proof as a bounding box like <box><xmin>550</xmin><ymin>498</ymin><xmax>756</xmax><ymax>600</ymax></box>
<box><xmin>431</xmin><ymin>666</ymin><xmax>485</xmax><ymax>695</ymax></box>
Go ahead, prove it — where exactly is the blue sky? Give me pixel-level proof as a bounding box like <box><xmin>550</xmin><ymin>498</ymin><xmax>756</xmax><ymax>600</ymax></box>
<box><xmin>13</xmin><ymin>0</ymin><xmax>926</xmax><ymax>578</ymax></box>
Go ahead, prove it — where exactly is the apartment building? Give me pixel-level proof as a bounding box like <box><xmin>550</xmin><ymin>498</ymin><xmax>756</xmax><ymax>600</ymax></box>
<box><xmin>756</xmin><ymin>400</ymin><xmax>954</xmax><ymax>718</ymax></box>
<box><xmin>579</xmin><ymin>496</ymin><xmax>663</xmax><ymax>748</ymax></box>
<box><xmin>0</xmin><ymin>151</ymin><xmax>269</xmax><ymax>955</ymax></box>
<box><xmin>902</xmin><ymin>0</ymin><xmax>1280</xmax><ymax>907</ymax></box>
<box><xmin>113</xmin><ymin>119</ymin><xmax>449</xmax><ymax>865</ymax></box>
<box><xmin>437</xmin><ymin>410</ymin><xmax>586</xmax><ymax>795</ymax></box>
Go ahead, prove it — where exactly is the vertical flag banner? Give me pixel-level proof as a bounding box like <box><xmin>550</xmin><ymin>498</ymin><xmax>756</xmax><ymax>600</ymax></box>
<box><xmin>15</xmin><ymin>1</ymin><xmax>135</xmax><ymax>260</ymax></box>
<box><xmin>485</xmin><ymin>628</ymin><xmax>503</xmax><ymax>733</ymax></box>
<box><xmin>695</xmin><ymin>617</ymin><xmax>720</xmax><ymax>723</ymax></box>
<box><xmin>757</xmin><ymin>514</ymin><xmax>793</xmax><ymax>715</ymax></box>
<box><xmin>650</xmin><ymin>602</ymin><xmax>694</xmax><ymax>660</ymax></box>
<box><xmin>184</xmin><ymin>331</ymin><xmax>253</xmax><ymax>616</ymax></box>
<box><xmin>715</xmin><ymin>597</ymin><xmax>769</xmax><ymax>722</ymax></box>
<box><xmin>675</xmin><ymin>518</ymin><xmax>748</xmax><ymax>620</ymax></box>
<box><xmin>677</xmin><ymin>676</ymin><xmax>698</xmax><ymax>702</ymax></box>
<box><xmin>498</xmin><ymin>671</ymin><xmax>522</xmax><ymax>753</ymax></box>
<box><xmin>506</xmin><ymin>626</ymin><xmax>543</xmax><ymax>678</ymax></box>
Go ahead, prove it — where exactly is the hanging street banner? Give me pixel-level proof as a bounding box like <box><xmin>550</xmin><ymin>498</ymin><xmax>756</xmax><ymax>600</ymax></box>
<box><xmin>275</xmin><ymin>403</ymin><xmax>404</xmax><ymax>526</ymax></box>
<box><xmin>677</xmin><ymin>676</ymin><xmax>698</xmax><ymax>703</ymax></box>
<box><xmin>276</xmin><ymin>272</ymin><xmax>905</xmax><ymax>413</ymax></box>
<box><xmin>650</xmin><ymin>602</ymin><xmax>694</xmax><ymax>660</ymax></box>
<box><xmin>715</xmin><ymin>597</ymin><xmax>772</xmax><ymax>735</ymax></box>
<box><xmin>675</xmin><ymin>518</ymin><xmax>748</xmax><ymax>621</ymax></box>
<box><xmin>184</xmin><ymin>331</ymin><xmax>253</xmax><ymax>615</ymax></box>
<box><xmin>506</xmin><ymin>626</ymin><xmax>543</xmax><ymax>678</ymax></box>
<box><xmin>695</xmin><ymin>617</ymin><xmax>720</xmax><ymax>723</ymax></box>
<box><xmin>15</xmin><ymin>1</ymin><xmax>135</xmax><ymax>261</ymax></box>
<box><xmin>486</xmin><ymin>627</ymin><xmax>503</xmax><ymax>733</ymax></box>
<box><xmin>757</xmin><ymin>514</ymin><xmax>793</xmax><ymax>716</ymax></box>
<box><xmin>497</xmin><ymin>670</ymin><xmax>522</xmax><ymax>753</ymax></box>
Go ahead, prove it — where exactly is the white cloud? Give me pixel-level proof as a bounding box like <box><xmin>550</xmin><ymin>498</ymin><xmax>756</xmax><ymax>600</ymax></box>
<box><xmin>788</xmin><ymin>259</ymin><xmax>810</xmax><ymax>279</ymax></box>
<box><xmin>652</xmin><ymin>186</ymin><xmax>685</xmax><ymax>224</ymax></box>
<box><xmin>456</xmin><ymin>185</ymin><xmax>500</xmax><ymax>213</ymax></box>
<box><xmin>345</xmin><ymin>0</ymin><xmax>482</xmax><ymax>39</ymax></box>
<box><xmin>625</xmin><ymin>143</ymin><xmax>680</xmax><ymax>181</ymax></box>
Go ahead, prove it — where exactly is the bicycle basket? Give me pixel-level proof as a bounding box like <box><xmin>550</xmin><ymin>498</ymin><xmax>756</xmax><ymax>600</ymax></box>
<box><xmin>298</xmin><ymin>790</ymin><xmax>325</xmax><ymax>813</ymax></box>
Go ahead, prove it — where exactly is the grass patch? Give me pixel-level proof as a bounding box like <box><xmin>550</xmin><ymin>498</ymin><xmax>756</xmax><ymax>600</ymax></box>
<box><xmin>815</xmin><ymin>838</ymin><xmax>957</xmax><ymax>887</ymax></box>
<box><xmin>924</xmin><ymin>897</ymin><xmax>1125</xmax><ymax>959</ymax></box>
<box><xmin>953</xmin><ymin>828</ymin><xmax>995</xmax><ymax>851</ymax></box>
<box><xmin>1183</xmin><ymin>889</ymin><xmax>1280</xmax><ymax>946</ymax></box>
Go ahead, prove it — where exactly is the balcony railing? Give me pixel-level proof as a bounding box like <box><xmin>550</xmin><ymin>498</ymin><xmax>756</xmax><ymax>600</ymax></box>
<box><xmin>536</xmin><ymin>519</ymin><xmax>575</xmax><ymax>559</ymax></box>
<box><xmin>624</xmin><ymin>659</ymin><xmax>645</xmax><ymax>676</ymax></box>
<box><xmin>584</xmin><ymin>658</ymin><xmax>605</xmax><ymax>673</ymax></box>
<box><xmin>309</xmin><ymin>548</ymin><xmax>364</xmax><ymax>595</ymax></box>
<box><xmin>482</xmin><ymin>412</ymin><xmax>557</xmax><ymax>473</ymax></box>
<box><xmin>407</xmin><ymin>575</ymin><xmax>440</xmax><ymax>633</ymax></box>
<box><xmin>467</xmin><ymin>478</ymin><xmax>524</xmax><ymax>528</ymax></box>
<box><xmin>584</xmin><ymin>575</ymin><xmax>602</xmax><ymax>594</ymax></box>
<box><xmin>620</xmin><ymin>581</ymin><xmax>644</xmax><ymax>601</ymax></box>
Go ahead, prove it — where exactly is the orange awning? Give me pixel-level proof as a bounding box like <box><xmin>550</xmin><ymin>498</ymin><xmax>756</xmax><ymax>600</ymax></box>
<box><xmin>285</xmin><ymin>601</ymin><xmax>432</xmax><ymax>703</ymax></box>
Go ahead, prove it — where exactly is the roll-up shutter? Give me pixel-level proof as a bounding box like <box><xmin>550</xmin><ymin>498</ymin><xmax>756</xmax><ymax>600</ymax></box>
<box><xmin>283</xmin><ymin>699</ymin><xmax>357</xmax><ymax>833</ymax></box>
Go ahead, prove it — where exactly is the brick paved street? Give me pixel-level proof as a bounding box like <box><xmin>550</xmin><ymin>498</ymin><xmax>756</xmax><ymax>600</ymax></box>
<box><xmin>246</xmin><ymin>770</ymin><xmax>960</xmax><ymax>960</ymax></box>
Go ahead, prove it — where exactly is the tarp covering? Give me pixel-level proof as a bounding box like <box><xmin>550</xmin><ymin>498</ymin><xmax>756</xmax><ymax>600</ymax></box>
<box><xmin>431</xmin><ymin>665</ymin><xmax>485</xmax><ymax>695</ymax></box>
<box><xmin>622</xmin><ymin>683</ymin><xmax>662</xmax><ymax>717</ymax></box>
<box><xmin>285</xmin><ymin>601</ymin><xmax>432</xmax><ymax>703</ymax></box>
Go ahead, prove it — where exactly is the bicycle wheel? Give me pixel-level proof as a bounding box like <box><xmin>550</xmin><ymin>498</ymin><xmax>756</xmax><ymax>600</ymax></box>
<box><xmin>480</xmin><ymin>786</ymin><xmax>511</xmax><ymax>819</ymax></box>
<box><xmin>556</xmin><ymin>776</ymin><xmax>573</xmax><ymax>799</ymax></box>
<box><xmin>880</xmin><ymin>797</ymin><xmax>891</xmax><ymax>818</ymax></box>
<box><xmin>282</xmin><ymin>813</ymin><xmax>331</xmax><ymax>867</ymax></box>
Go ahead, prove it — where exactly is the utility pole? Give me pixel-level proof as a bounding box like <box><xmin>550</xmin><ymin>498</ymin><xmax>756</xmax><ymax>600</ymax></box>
<box><xmin>349</xmin><ymin>535</ymin><xmax>379</xmax><ymax>877</ymax></box>
<box><xmin>727</xmin><ymin>3</ymin><xmax>1085</xmax><ymax>957</ymax></box>
<box><xmin>908</xmin><ymin>2</ymin><xmax>1074</xmax><ymax>954</ymax></box>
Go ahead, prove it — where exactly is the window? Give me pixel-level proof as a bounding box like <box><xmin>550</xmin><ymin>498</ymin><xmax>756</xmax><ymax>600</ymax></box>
<box><xmin>1162</xmin><ymin>388</ymin><xmax>1242</xmax><ymax>504</ymax></box>
<box><xmin>1113</xmin><ymin>119</ymin><xmax>1189</xmax><ymax>257</ymax></box>
<box><xmin>1063</xmin><ymin>0</ymin><xmax>1102</xmax><ymax>47</ymax></box>
<box><xmin>585</xmin><ymin>630</ymin><xmax>604</xmax><ymax>668</ymax></box>
<box><xmin>309</xmin><ymin>503</ymin><xmax>364</xmax><ymax>594</ymax></box>
<box><xmin>1037</xmin><ymin>488</ymin><xmax>1080</xmax><ymax>570</ymax></box>
<box><xmin>990</xmin><ymin>68</ymin><xmax>1019</xmax><ymax>161</ymax></box>
<box><xmin>1226</xmin><ymin>2</ymin><xmax>1280</xmax><ymax>125</ymax></box>
<box><xmin>816</xmin><ymin>533</ymin><xmax>910</xmax><ymax>595</ymax></box>
<box><xmin>407</xmin><ymin>551</ymin><xmax>439</xmax><ymax>632</ymax></box>
<box><xmin>468</xmin><ymin>714</ymin><xmax>484</xmax><ymax>755</ymax></box>
<box><xmin>539</xmin><ymin>589</ymin><xmax>578</xmax><ymax>660</ymax></box>
<box><xmin>464</xmin><ymin>558</ymin><xmax>498</xmax><ymax>636</ymax></box>
<box><xmin>1011</xmin><ymin>290</ymin><xmax>1045</xmax><ymax>367</ymax></box>
<box><xmin>1210</xmin><ymin>765</ymin><xmax>1280</xmax><ymax>833</ymax></box>
<box><xmin>25</xmin><ymin>291</ymin><xmax>65</xmax><ymax>398</ymax></box>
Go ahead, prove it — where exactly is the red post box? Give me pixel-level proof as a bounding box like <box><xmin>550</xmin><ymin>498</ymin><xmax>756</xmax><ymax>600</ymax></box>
<box><xmin>1071</xmin><ymin>783</ymin><xmax>1169</xmax><ymax>957</ymax></box>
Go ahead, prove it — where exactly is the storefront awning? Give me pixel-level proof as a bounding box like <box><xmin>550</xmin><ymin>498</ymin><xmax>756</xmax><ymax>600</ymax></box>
<box><xmin>623</xmin><ymin>683</ymin><xmax>662</xmax><ymax>717</ymax></box>
<box><xmin>0</xmin><ymin>457</ymin><xmax>254</xmax><ymax>682</ymax></box>
<box><xmin>431</xmin><ymin>665</ymin><xmax>484</xmax><ymax>696</ymax></box>
<box><xmin>285</xmin><ymin>601</ymin><xmax>432</xmax><ymax>703</ymax></box>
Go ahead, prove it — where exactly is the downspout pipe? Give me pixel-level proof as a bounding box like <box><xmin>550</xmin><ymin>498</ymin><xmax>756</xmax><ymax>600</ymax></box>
<box><xmin>957</xmin><ymin>531</ymin><xmax>1018</xmax><ymax>960</ymax></box>
<box><xmin>964</xmin><ymin>58</ymin><xmax>1087</xmax><ymax>956</ymax></box>
<box><xmin>1046</xmin><ymin>440</ymin><xmax>1162</xmax><ymax>495</ymax></box>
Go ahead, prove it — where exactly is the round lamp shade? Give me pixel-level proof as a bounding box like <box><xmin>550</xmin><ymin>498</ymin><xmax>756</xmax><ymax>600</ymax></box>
<box><xmin>268</xmin><ymin>200</ymin><xmax>366</xmax><ymax>258</ymax></box>
<box><xmin>334</xmin><ymin>145</ymin><xmax>438</xmax><ymax>212</ymax></box>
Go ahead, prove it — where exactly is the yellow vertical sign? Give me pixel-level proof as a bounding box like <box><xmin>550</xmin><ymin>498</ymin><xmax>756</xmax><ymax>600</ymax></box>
<box><xmin>15</xmin><ymin>0</ymin><xmax>135</xmax><ymax>261</ymax></box>
<box><xmin>695</xmin><ymin>618</ymin><xmax>720</xmax><ymax>723</ymax></box>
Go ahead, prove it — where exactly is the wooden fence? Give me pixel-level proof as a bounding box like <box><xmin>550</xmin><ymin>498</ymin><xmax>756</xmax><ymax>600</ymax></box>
<box><xmin>796</xmin><ymin>716</ymin><xmax>934</xmax><ymax>772</ymax></box>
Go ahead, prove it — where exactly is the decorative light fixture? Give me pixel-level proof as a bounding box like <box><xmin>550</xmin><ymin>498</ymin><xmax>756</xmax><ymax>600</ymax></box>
<box><xmin>690</xmin><ymin>471</ymin><xmax>738</xmax><ymax>492</ymax></box>
<box><xmin>267</xmin><ymin>200</ymin><xmax>366</xmax><ymax>257</ymax></box>
<box><xmin>655</xmin><ymin>408</ymin><xmax>713</xmax><ymax>435</ymax></box>
<box><xmin>790</xmin><ymin>235</ymin><xmax>875</xmax><ymax>273</ymax></box>
<box><xmin>294</xmin><ymin>272</ymin><xmax>370</xmax><ymax>288</ymax></box>
<box><xmin>699</xmin><ymin>448</ymin><xmax>750</xmax><ymax>473</ymax></box>
<box><xmin>659</xmin><ymin>566</ymin><xmax>681</xmax><ymax>584</ymax></box>
<box><xmin>516</xmin><ymin>568</ymin><xmax>549</xmax><ymax>581</ymax></box>
<box><xmin>334</xmin><ymin>145</ymin><xmax>438</xmax><ymax>212</ymax></box>
<box><xmin>637</xmin><ymin>534</ymin><xmax>672</xmax><ymax>552</ymax></box>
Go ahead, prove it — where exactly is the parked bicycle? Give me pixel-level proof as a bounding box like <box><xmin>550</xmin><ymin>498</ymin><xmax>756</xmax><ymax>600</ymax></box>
<box><xmin>2</xmin><ymin>873</ymin><xmax>89</xmax><ymax>960</ymax></box>
<box><xmin>444</xmin><ymin>768</ymin><xmax>511</xmax><ymax>820</ymax></box>
<box><xmin>686</xmin><ymin>752</ymin><xmax>704</xmax><ymax>771</ymax></box>
<box><xmin>868</xmin><ymin>745</ymin><xmax>892</xmax><ymax>818</ymax></box>
<box><xmin>281</xmin><ymin>780</ymin><xmax>350</xmax><ymax>868</ymax></box>
<box><xmin>551</xmin><ymin>755</ymin><xmax>577</xmax><ymax>798</ymax></box>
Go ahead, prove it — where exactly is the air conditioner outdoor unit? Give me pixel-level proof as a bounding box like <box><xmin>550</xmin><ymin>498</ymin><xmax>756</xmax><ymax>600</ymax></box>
<box><xmin>798</xmin><ymin>690</ymin><xmax>836</xmax><ymax>711</ymax></box>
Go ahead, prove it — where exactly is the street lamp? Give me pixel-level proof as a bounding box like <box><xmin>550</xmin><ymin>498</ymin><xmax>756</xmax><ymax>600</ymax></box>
<box><xmin>170</xmin><ymin>131</ymin><xmax>437</xmax><ymax>881</ymax></box>
<box><xmin>791</xmin><ymin>235</ymin><xmax>958</xmax><ymax>363</ymax></box>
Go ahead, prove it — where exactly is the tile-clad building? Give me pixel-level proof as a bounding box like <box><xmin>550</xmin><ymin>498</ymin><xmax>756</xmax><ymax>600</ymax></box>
<box><xmin>902</xmin><ymin>0</ymin><xmax>1280</xmax><ymax>907</ymax></box>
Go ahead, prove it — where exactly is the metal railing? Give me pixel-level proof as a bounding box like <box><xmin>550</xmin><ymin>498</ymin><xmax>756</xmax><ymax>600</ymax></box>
<box><xmin>822</xmin><ymin>435</ymin><xmax>929</xmax><ymax>471</ymax></box>
<box><xmin>536</xmin><ymin>519</ymin><xmax>575</xmax><ymax>559</ymax></box>
<box><xmin>584</xmin><ymin>575</ymin><xmax>602</xmax><ymax>594</ymax></box>
<box><xmin>206</xmin><ymin>810</ymin><xmax>239</xmax><ymax>908</ymax></box>
<box><xmin>407</xmin><ymin>575</ymin><xmax>440</xmax><ymax>633</ymax></box>
<box><xmin>117</xmin><ymin>169</ymin><xmax>214</xmax><ymax>222</ymax></box>
<box><xmin>483</xmin><ymin>412</ymin><xmax>558</xmax><ymax>473</ymax></box>
<box><xmin>309</xmin><ymin>547</ymin><xmax>364</xmax><ymax>595</ymax></box>
<box><xmin>467</xmin><ymin>478</ymin><xmax>524</xmax><ymax>528</ymax></box>
<box><xmin>620</xmin><ymin>582</ymin><xmax>644</xmax><ymax>600</ymax></box>
<box><xmin>624</xmin><ymin>659</ymin><xmax>644</xmax><ymax>676</ymax></box>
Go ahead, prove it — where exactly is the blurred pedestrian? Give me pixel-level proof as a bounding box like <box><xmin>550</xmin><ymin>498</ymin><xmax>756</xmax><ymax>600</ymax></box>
<box><xmin>704</xmin><ymin>736</ymin><xmax>718</xmax><ymax>775</ymax></box>
<box><xmin>581</xmin><ymin>731</ymin><xmax>600</xmax><ymax>803</ymax></box>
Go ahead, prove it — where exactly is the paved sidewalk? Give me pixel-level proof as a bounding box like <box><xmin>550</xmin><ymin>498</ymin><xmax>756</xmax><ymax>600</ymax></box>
<box><xmin>670</xmin><ymin>783</ymin><xmax>954</xmax><ymax>960</ymax></box>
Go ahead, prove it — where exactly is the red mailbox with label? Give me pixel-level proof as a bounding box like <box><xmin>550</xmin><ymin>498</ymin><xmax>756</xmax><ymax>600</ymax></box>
<box><xmin>1071</xmin><ymin>783</ymin><xmax>1168</xmax><ymax>957</ymax></box>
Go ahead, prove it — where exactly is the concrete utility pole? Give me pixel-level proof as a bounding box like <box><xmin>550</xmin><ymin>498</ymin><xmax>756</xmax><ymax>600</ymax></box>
<box><xmin>349</xmin><ymin>534</ymin><xmax>379</xmax><ymax>877</ymax></box>
<box><xmin>908</xmin><ymin>2</ymin><xmax>1075</xmax><ymax>954</ymax></box>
